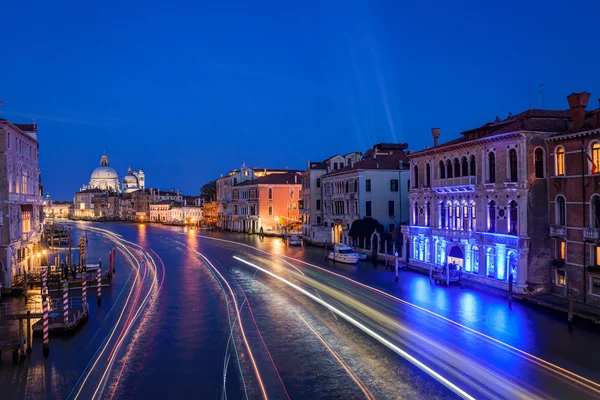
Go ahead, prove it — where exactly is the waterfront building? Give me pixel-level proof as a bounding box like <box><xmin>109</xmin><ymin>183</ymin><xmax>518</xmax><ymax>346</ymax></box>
<box><xmin>300</xmin><ymin>153</ymin><xmax>362</xmax><ymax>243</ymax></box>
<box><xmin>202</xmin><ymin>201</ymin><xmax>218</xmax><ymax>227</ymax></box>
<box><xmin>0</xmin><ymin>119</ymin><xmax>44</xmax><ymax>292</ymax></box>
<box><xmin>43</xmin><ymin>195</ymin><xmax>72</xmax><ymax>219</ymax></box>
<box><xmin>403</xmin><ymin>109</ymin><xmax>574</xmax><ymax>294</ymax></box>
<box><xmin>546</xmin><ymin>92</ymin><xmax>600</xmax><ymax>305</ymax></box>
<box><xmin>320</xmin><ymin>143</ymin><xmax>410</xmax><ymax>245</ymax></box>
<box><xmin>229</xmin><ymin>171</ymin><xmax>302</xmax><ymax>234</ymax></box>
<box><xmin>216</xmin><ymin>165</ymin><xmax>296</xmax><ymax>230</ymax></box>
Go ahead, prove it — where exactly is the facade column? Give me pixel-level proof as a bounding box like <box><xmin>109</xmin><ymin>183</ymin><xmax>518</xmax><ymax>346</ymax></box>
<box><xmin>496</xmin><ymin>244</ymin><xmax>507</xmax><ymax>281</ymax></box>
<box><xmin>464</xmin><ymin>242</ymin><xmax>472</xmax><ymax>273</ymax></box>
<box><xmin>518</xmin><ymin>248</ymin><xmax>528</xmax><ymax>286</ymax></box>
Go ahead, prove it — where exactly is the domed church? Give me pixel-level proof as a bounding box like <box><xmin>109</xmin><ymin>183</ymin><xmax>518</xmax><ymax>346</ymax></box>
<box><xmin>122</xmin><ymin>166</ymin><xmax>146</xmax><ymax>193</ymax></box>
<box><xmin>89</xmin><ymin>152</ymin><xmax>120</xmax><ymax>192</ymax></box>
<box><xmin>80</xmin><ymin>152</ymin><xmax>146</xmax><ymax>193</ymax></box>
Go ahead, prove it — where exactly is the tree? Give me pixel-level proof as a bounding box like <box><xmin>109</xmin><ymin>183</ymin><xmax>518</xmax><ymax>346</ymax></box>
<box><xmin>200</xmin><ymin>180</ymin><xmax>216</xmax><ymax>202</ymax></box>
<box><xmin>349</xmin><ymin>217</ymin><xmax>384</xmax><ymax>242</ymax></box>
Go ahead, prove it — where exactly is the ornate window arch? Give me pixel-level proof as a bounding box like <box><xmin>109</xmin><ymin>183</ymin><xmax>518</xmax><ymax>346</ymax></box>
<box><xmin>413</xmin><ymin>201</ymin><xmax>419</xmax><ymax>226</ymax></box>
<box><xmin>508</xmin><ymin>148</ymin><xmax>518</xmax><ymax>182</ymax></box>
<box><xmin>591</xmin><ymin>194</ymin><xmax>600</xmax><ymax>228</ymax></box>
<box><xmin>470</xmin><ymin>200</ymin><xmax>477</xmax><ymax>231</ymax></box>
<box><xmin>439</xmin><ymin>201</ymin><xmax>446</xmax><ymax>229</ymax></box>
<box><xmin>508</xmin><ymin>200</ymin><xmax>518</xmax><ymax>235</ymax></box>
<box><xmin>454</xmin><ymin>201</ymin><xmax>461</xmax><ymax>230</ymax></box>
<box><xmin>425</xmin><ymin>163</ymin><xmax>431</xmax><ymax>187</ymax></box>
<box><xmin>486</xmin><ymin>247</ymin><xmax>496</xmax><ymax>278</ymax></box>
<box><xmin>413</xmin><ymin>164</ymin><xmax>419</xmax><ymax>188</ymax></box>
<box><xmin>453</xmin><ymin>158</ymin><xmax>460</xmax><ymax>177</ymax></box>
<box><xmin>488</xmin><ymin>200</ymin><xmax>496</xmax><ymax>232</ymax></box>
<box><xmin>447</xmin><ymin>200</ymin><xmax>454</xmax><ymax>229</ymax></box>
<box><xmin>471</xmin><ymin>246</ymin><xmax>480</xmax><ymax>273</ymax></box>
<box><xmin>469</xmin><ymin>155</ymin><xmax>476</xmax><ymax>176</ymax></box>
<box><xmin>461</xmin><ymin>200</ymin><xmax>469</xmax><ymax>231</ymax></box>
<box><xmin>446</xmin><ymin>159</ymin><xmax>453</xmax><ymax>178</ymax></box>
<box><xmin>461</xmin><ymin>156</ymin><xmax>468</xmax><ymax>177</ymax></box>
<box><xmin>439</xmin><ymin>160</ymin><xmax>445</xmax><ymax>179</ymax></box>
<box><xmin>425</xmin><ymin>201</ymin><xmax>431</xmax><ymax>227</ymax></box>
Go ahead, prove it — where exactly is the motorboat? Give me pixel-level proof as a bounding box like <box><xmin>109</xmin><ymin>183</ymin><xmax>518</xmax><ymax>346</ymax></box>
<box><xmin>357</xmin><ymin>253</ymin><xmax>368</xmax><ymax>260</ymax></box>
<box><xmin>328</xmin><ymin>245</ymin><xmax>360</xmax><ymax>264</ymax></box>
<box><xmin>288</xmin><ymin>235</ymin><xmax>302</xmax><ymax>246</ymax></box>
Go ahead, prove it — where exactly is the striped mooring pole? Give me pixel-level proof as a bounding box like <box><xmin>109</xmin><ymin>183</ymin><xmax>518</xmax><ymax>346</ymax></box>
<box><xmin>97</xmin><ymin>259</ymin><xmax>102</xmax><ymax>306</ymax></box>
<box><xmin>41</xmin><ymin>266</ymin><xmax>47</xmax><ymax>297</ymax></box>
<box><xmin>42</xmin><ymin>293</ymin><xmax>49</xmax><ymax>357</ymax></box>
<box><xmin>82</xmin><ymin>272</ymin><xmax>87</xmax><ymax>312</ymax></box>
<box><xmin>62</xmin><ymin>282</ymin><xmax>69</xmax><ymax>325</ymax></box>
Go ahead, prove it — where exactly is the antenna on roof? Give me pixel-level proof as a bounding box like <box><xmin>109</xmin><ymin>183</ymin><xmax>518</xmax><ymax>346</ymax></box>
<box><xmin>539</xmin><ymin>84</ymin><xmax>547</xmax><ymax>109</ymax></box>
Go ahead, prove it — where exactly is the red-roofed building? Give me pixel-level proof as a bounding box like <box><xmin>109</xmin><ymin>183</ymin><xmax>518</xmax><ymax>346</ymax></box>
<box><xmin>546</xmin><ymin>92</ymin><xmax>600</xmax><ymax>306</ymax></box>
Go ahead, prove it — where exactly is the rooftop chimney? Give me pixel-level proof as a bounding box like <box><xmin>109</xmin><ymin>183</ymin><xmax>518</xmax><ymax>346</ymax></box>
<box><xmin>567</xmin><ymin>92</ymin><xmax>590</xmax><ymax>131</ymax></box>
<box><xmin>431</xmin><ymin>128</ymin><xmax>441</xmax><ymax>147</ymax></box>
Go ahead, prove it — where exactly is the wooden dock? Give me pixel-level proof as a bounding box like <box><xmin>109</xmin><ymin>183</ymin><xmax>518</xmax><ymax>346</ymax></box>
<box><xmin>32</xmin><ymin>307</ymin><xmax>88</xmax><ymax>335</ymax></box>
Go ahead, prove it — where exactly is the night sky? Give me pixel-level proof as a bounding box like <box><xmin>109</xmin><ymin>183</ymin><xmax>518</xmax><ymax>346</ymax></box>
<box><xmin>2</xmin><ymin>0</ymin><xmax>599</xmax><ymax>200</ymax></box>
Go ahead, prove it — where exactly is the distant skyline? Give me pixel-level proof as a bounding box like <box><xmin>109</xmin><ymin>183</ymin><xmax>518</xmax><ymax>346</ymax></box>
<box><xmin>2</xmin><ymin>0</ymin><xmax>600</xmax><ymax>200</ymax></box>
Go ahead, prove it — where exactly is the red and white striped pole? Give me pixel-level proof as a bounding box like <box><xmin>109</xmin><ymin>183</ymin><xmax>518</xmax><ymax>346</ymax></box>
<box><xmin>82</xmin><ymin>271</ymin><xmax>87</xmax><ymax>313</ymax></box>
<box><xmin>41</xmin><ymin>266</ymin><xmax>47</xmax><ymax>297</ymax></box>
<box><xmin>42</xmin><ymin>292</ymin><xmax>49</xmax><ymax>356</ymax></box>
<box><xmin>62</xmin><ymin>282</ymin><xmax>69</xmax><ymax>325</ymax></box>
<box><xmin>97</xmin><ymin>259</ymin><xmax>102</xmax><ymax>306</ymax></box>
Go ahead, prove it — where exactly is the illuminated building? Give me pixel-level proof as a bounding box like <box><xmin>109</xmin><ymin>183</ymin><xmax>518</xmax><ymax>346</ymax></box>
<box><xmin>546</xmin><ymin>92</ymin><xmax>600</xmax><ymax>305</ymax></box>
<box><xmin>229</xmin><ymin>172</ymin><xmax>302</xmax><ymax>234</ymax></box>
<box><xmin>300</xmin><ymin>153</ymin><xmax>362</xmax><ymax>244</ymax></box>
<box><xmin>319</xmin><ymin>144</ymin><xmax>410</xmax><ymax>245</ymax></box>
<box><xmin>202</xmin><ymin>201</ymin><xmax>218</xmax><ymax>227</ymax></box>
<box><xmin>216</xmin><ymin>164</ymin><xmax>299</xmax><ymax>231</ymax></box>
<box><xmin>122</xmin><ymin>166</ymin><xmax>146</xmax><ymax>193</ymax></box>
<box><xmin>403</xmin><ymin>109</ymin><xmax>574</xmax><ymax>295</ymax></box>
<box><xmin>0</xmin><ymin>119</ymin><xmax>44</xmax><ymax>292</ymax></box>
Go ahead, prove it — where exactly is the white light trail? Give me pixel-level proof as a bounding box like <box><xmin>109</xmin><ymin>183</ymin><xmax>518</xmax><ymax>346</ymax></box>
<box><xmin>233</xmin><ymin>255</ymin><xmax>476</xmax><ymax>400</ymax></box>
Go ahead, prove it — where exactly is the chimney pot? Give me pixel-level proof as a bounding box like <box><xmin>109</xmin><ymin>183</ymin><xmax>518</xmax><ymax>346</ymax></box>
<box><xmin>567</xmin><ymin>92</ymin><xmax>590</xmax><ymax>131</ymax></box>
<box><xmin>431</xmin><ymin>128</ymin><xmax>441</xmax><ymax>147</ymax></box>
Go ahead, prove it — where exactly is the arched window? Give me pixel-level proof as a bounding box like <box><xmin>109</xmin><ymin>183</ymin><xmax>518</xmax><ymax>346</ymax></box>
<box><xmin>413</xmin><ymin>238</ymin><xmax>419</xmax><ymax>261</ymax></box>
<box><xmin>556</xmin><ymin>196</ymin><xmax>566</xmax><ymax>226</ymax></box>
<box><xmin>509</xmin><ymin>149</ymin><xmax>518</xmax><ymax>182</ymax></box>
<box><xmin>425</xmin><ymin>202</ymin><xmax>431</xmax><ymax>227</ymax></box>
<box><xmin>424</xmin><ymin>238</ymin><xmax>431</xmax><ymax>263</ymax></box>
<box><xmin>469</xmin><ymin>155</ymin><xmax>476</xmax><ymax>177</ymax></box>
<box><xmin>413</xmin><ymin>201</ymin><xmax>419</xmax><ymax>226</ymax></box>
<box><xmin>556</xmin><ymin>147</ymin><xmax>565</xmax><ymax>176</ymax></box>
<box><xmin>439</xmin><ymin>160</ymin><xmax>445</xmax><ymax>179</ymax></box>
<box><xmin>461</xmin><ymin>157</ymin><xmax>468</xmax><ymax>176</ymax></box>
<box><xmin>454</xmin><ymin>202</ymin><xmax>460</xmax><ymax>230</ymax></box>
<box><xmin>532</xmin><ymin>147</ymin><xmax>544</xmax><ymax>179</ymax></box>
<box><xmin>413</xmin><ymin>165</ymin><xmax>419</xmax><ymax>188</ymax></box>
<box><xmin>486</xmin><ymin>247</ymin><xmax>496</xmax><ymax>278</ymax></box>
<box><xmin>425</xmin><ymin>163</ymin><xmax>431</xmax><ymax>187</ymax></box>
<box><xmin>470</xmin><ymin>201</ymin><xmax>477</xmax><ymax>230</ymax></box>
<box><xmin>488</xmin><ymin>152</ymin><xmax>496</xmax><ymax>183</ymax></box>
<box><xmin>592</xmin><ymin>195</ymin><xmax>600</xmax><ymax>229</ymax></box>
<box><xmin>454</xmin><ymin>158</ymin><xmax>460</xmax><ymax>177</ymax></box>
<box><xmin>488</xmin><ymin>200</ymin><xmax>496</xmax><ymax>232</ymax></box>
<box><xmin>591</xmin><ymin>142</ymin><xmax>600</xmax><ymax>174</ymax></box>
<box><xmin>439</xmin><ymin>202</ymin><xmax>446</xmax><ymax>229</ymax></box>
<box><xmin>462</xmin><ymin>202</ymin><xmax>468</xmax><ymax>231</ymax></box>
<box><xmin>446</xmin><ymin>159</ymin><xmax>453</xmax><ymax>178</ymax></box>
<box><xmin>448</xmin><ymin>202</ymin><xmax>454</xmax><ymax>229</ymax></box>
<box><xmin>509</xmin><ymin>200</ymin><xmax>518</xmax><ymax>235</ymax></box>
<box><xmin>508</xmin><ymin>252</ymin><xmax>518</xmax><ymax>283</ymax></box>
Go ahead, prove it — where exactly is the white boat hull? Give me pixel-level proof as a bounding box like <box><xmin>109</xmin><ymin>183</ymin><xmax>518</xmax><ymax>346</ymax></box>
<box><xmin>328</xmin><ymin>253</ymin><xmax>359</xmax><ymax>264</ymax></box>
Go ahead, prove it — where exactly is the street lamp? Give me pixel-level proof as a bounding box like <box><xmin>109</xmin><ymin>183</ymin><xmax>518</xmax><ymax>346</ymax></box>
<box><xmin>42</xmin><ymin>249</ymin><xmax>47</xmax><ymax>266</ymax></box>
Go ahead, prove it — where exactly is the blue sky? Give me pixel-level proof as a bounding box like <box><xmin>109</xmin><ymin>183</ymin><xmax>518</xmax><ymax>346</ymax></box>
<box><xmin>2</xmin><ymin>0</ymin><xmax>599</xmax><ymax>200</ymax></box>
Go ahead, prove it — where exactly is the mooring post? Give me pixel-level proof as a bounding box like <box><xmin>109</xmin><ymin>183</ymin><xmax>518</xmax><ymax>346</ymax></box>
<box><xmin>568</xmin><ymin>289</ymin><xmax>573</xmax><ymax>327</ymax></box>
<box><xmin>394</xmin><ymin>252</ymin><xmax>399</xmax><ymax>283</ymax></box>
<box><xmin>97</xmin><ymin>259</ymin><xmax>102</xmax><ymax>306</ymax></box>
<box><xmin>508</xmin><ymin>273</ymin><xmax>513</xmax><ymax>310</ymax></box>
<box><xmin>63</xmin><ymin>281</ymin><xmax>69</xmax><ymax>325</ymax></box>
<box><xmin>42</xmin><ymin>293</ymin><xmax>49</xmax><ymax>357</ymax></box>
<box><xmin>41</xmin><ymin>266</ymin><xmax>47</xmax><ymax>298</ymax></box>
<box><xmin>19</xmin><ymin>317</ymin><xmax>25</xmax><ymax>360</ymax></box>
<box><xmin>26</xmin><ymin>310</ymin><xmax>31</xmax><ymax>354</ymax></box>
<box><xmin>82</xmin><ymin>269</ymin><xmax>87</xmax><ymax>313</ymax></box>
<box><xmin>24</xmin><ymin>271</ymin><xmax>28</xmax><ymax>303</ymax></box>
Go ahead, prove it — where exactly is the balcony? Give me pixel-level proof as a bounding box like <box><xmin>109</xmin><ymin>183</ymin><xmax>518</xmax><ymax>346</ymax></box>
<box><xmin>550</xmin><ymin>225</ymin><xmax>567</xmax><ymax>238</ymax></box>
<box><xmin>432</xmin><ymin>176</ymin><xmax>476</xmax><ymax>193</ymax></box>
<box><xmin>9</xmin><ymin>193</ymin><xmax>44</xmax><ymax>204</ymax></box>
<box><xmin>584</xmin><ymin>227</ymin><xmax>600</xmax><ymax>241</ymax></box>
<box><xmin>431</xmin><ymin>227</ymin><xmax>472</xmax><ymax>240</ymax></box>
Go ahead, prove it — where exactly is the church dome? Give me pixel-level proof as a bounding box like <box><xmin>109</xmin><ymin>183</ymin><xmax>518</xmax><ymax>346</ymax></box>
<box><xmin>122</xmin><ymin>166</ymin><xmax>140</xmax><ymax>193</ymax></box>
<box><xmin>89</xmin><ymin>152</ymin><xmax>120</xmax><ymax>192</ymax></box>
